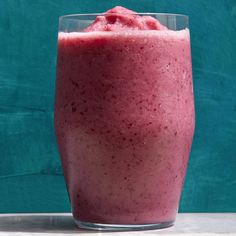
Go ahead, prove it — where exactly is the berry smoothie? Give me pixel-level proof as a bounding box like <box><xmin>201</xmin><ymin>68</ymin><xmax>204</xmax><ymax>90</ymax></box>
<box><xmin>55</xmin><ymin>6</ymin><xmax>195</xmax><ymax>225</ymax></box>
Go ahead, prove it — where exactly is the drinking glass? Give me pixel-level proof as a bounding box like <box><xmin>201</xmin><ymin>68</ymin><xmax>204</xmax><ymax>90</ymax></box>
<box><xmin>54</xmin><ymin>12</ymin><xmax>195</xmax><ymax>231</ymax></box>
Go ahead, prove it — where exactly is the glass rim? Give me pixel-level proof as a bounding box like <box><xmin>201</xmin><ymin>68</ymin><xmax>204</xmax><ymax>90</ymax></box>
<box><xmin>59</xmin><ymin>12</ymin><xmax>189</xmax><ymax>21</ymax></box>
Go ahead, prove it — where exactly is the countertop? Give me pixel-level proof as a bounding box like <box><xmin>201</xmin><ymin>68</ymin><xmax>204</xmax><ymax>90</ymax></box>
<box><xmin>0</xmin><ymin>213</ymin><xmax>235</xmax><ymax>235</ymax></box>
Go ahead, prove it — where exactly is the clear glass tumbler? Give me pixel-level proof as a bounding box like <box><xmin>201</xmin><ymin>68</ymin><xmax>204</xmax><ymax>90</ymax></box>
<box><xmin>54</xmin><ymin>12</ymin><xmax>195</xmax><ymax>231</ymax></box>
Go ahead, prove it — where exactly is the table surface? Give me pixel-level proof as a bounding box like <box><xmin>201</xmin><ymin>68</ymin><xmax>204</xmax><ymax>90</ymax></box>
<box><xmin>0</xmin><ymin>213</ymin><xmax>235</xmax><ymax>235</ymax></box>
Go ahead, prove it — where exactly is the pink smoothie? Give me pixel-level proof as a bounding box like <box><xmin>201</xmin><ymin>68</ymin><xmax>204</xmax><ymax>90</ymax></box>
<box><xmin>55</xmin><ymin>6</ymin><xmax>195</xmax><ymax>225</ymax></box>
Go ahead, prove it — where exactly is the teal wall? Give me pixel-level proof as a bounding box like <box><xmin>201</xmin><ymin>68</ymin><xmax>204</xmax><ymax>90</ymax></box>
<box><xmin>0</xmin><ymin>0</ymin><xmax>235</xmax><ymax>213</ymax></box>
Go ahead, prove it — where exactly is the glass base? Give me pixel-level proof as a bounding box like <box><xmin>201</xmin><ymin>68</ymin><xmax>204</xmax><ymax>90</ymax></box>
<box><xmin>75</xmin><ymin>219</ymin><xmax>174</xmax><ymax>231</ymax></box>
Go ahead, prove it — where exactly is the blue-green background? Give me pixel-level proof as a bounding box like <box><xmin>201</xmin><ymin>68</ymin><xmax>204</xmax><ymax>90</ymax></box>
<box><xmin>0</xmin><ymin>0</ymin><xmax>236</xmax><ymax>213</ymax></box>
